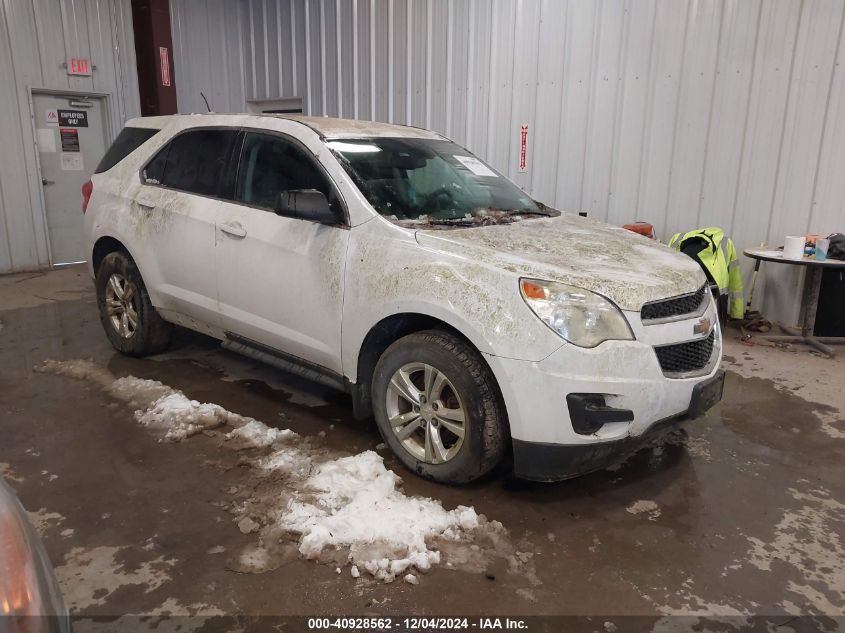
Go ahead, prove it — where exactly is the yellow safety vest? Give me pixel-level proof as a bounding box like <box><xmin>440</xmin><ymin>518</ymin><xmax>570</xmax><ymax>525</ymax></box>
<box><xmin>669</xmin><ymin>228</ymin><xmax>744</xmax><ymax>320</ymax></box>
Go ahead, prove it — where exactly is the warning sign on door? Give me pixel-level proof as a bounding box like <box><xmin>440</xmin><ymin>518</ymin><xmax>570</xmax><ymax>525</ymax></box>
<box><xmin>45</xmin><ymin>109</ymin><xmax>58</xmax><ymax>127</ymax></box>
<box><xmin>60</xmin><ymin>153</ymin><xmax>84</xmax><ymax>171</ymax></box>
<box><xmin>60</xmin><ymin>128</ymin><xmax>80</xmax><ymax>152</ymax></box>
<box><xmin>58</xmin><ymin>110</ymin><xmax>88</xmax><ymax>127</ymax></box>
<box><xmin>518</xmin><ymin>124</ymin><xmax>529</xmax><ymax>173</ymax></box>
<box><xmin>159</xmin><ymin>47</ymin><xmax>171</xmax><ymax>87</ymax></box>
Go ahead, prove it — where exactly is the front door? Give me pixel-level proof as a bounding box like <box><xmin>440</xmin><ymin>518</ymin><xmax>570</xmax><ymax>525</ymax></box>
<box><xmin>215</xmin><ymin>131</ymin><xmax>348</xmax><ymax>374</ymax></box>
<box><xmin>33</xmin><ymin>93</ymin><xmax>108</xmax><ymax>264</ymax></box>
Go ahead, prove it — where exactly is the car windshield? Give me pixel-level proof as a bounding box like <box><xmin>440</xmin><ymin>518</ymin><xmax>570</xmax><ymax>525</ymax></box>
<box><xmin>327</xmin><ymin>137</ymin><xmax>554</xmax><ymax>227</ymax></box>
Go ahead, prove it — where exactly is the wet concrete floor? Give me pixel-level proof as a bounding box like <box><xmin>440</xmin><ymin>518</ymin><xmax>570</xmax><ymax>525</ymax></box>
<box><xmin>1</xmin><ymin>267</ymin><xmax>843</xmax><ymax>629</ymax></box>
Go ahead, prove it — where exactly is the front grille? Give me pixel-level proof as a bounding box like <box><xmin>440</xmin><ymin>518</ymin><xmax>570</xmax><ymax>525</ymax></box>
<box><xmin>641</xmin><ymin>285</ymin><xmax>707</xmax><ymax>321</ymax></box>
<box><xmin>654</xmin><ymin>331</ymin><xmax>715</xmax><ymax>375</ymax></box>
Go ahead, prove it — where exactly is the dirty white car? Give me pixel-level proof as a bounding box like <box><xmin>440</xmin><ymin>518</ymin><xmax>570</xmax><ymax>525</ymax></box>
<box><xmin>83</xmin><ymin>114</ymin><xmax>724</xmax><ymax>484</ymax></box>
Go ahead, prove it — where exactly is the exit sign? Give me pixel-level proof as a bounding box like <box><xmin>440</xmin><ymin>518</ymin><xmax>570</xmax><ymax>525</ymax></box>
<box><xmin>67</xmin><ymin>58</ymin><xmax>91</xmax><ymax>76</ymax></box>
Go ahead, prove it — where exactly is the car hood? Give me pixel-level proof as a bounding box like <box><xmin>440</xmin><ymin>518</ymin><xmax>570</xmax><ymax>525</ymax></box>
<box><xmin>414</xmin><ymin>213</ymin><xmax>706</xmax><ymax>311</ymax></box>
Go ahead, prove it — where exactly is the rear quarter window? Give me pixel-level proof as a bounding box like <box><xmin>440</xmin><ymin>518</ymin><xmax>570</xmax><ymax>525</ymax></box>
<box><xmin>95</xmin><ymin>127</ymin><xmax>159</xmax><ymax>174</ymax></box>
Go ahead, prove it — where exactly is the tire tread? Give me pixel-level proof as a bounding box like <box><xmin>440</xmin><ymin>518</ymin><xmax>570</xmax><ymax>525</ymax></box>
<box><xmin>373</xmin><ymin>329</ymin><xmax>508</xmax><ymax>484</ymax></box>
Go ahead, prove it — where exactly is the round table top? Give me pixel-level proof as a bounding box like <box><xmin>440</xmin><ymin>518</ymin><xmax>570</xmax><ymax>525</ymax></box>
<box><xmin>743</xmin><ymin>247</ymin><xmax>845</xmax><ymax>268</ymax></box>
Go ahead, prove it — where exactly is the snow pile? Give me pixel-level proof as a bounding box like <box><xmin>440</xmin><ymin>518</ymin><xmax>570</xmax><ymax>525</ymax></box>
<box><xmin>136</xmin><ymin>392</ymin><xmax>242</xmax><ymax>440</ymax></box>
<box><xmin>109</xmin><ymin>376</ymin><xmax>174</xmax><ymax>409</ymax></box>
<box><xmin>280</xmin><ymin>451</ymin><xmax>480</xmax><ymax>582</ymax></box>
<box><xmin>226</xmin><ymin>419</ymin><xmax>297</xmax><ymax>448</ymax></box>
<box><xmin>258</xmin><ymin>446</ymin><xmax>315</xmax><ymax>477</ymax></box>
<box><xmin>35</xmin><ymin>358</ymin><xmax>115</xmax><ymax>389</ymax></box>
<box><xmin>36</xmin><ymin>359</ymin><xmax>508</xmax><ymax>584</ymax></box>
<box><xmin>37</xmin><ymin>359</ymin><xmax>246</xmax><ymax>441</ymax></box>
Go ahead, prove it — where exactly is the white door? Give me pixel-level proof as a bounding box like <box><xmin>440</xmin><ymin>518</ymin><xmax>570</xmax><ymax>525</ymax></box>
<box><xmin>215</xmin><ymin>131</ymin><xmax>349</xmax><ymax>373</ymax></box>
<box><xmin>136</xmin><ymin>127</ymin><xmax>240</xmax><ymax>332</ymax></box>
<box><xmin>33</xmin><ymin>93</ymin><xmax>107</xmax><ymax>264</ymax></box>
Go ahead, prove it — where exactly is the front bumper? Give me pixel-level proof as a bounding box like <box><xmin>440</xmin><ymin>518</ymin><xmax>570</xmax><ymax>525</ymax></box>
<box><xmin>482</xmin><ymin>300</ymin><xmax>723</xmax><ymax>481</ymax></box>
<box><xmin>512</xmin><ymin>369</ymin><xmax>725</xmax><ymax>481</ymax></box>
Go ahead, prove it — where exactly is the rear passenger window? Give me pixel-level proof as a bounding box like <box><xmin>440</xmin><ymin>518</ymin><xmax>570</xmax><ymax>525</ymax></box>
<box><xmin>236</xmin><ymin>132</ymin><xmax>335</xmax><ymax>210</ymax></box>
<box><xmin>143</xmin><ymin>129</ymin><xmax>239</xmax><ymax>197</ymax></box>
<box><xmin>95</xmin><ymin>127</ymin><xmax>158</xmax><ymax>174</ymax></box>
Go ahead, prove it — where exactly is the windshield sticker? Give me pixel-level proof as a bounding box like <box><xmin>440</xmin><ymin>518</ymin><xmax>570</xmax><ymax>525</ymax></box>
<box><xmin>454</xmin><ymin>155</ymin><xmax>498</xmax><ymax>178</ymax></box>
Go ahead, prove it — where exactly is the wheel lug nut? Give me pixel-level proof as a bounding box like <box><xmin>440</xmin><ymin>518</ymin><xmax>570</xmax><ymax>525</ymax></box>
<box><xmin>432</xmin><ymin>403</ymin><xmax>439</xmax><ymax>411</ymax></box>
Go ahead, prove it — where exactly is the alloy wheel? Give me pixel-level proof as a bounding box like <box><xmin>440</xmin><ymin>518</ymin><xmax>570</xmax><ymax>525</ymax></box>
<box><xmin>105</xmin><ymin>273</ymin><xmax>139</xmax><ymax>339</ymax></box>
<box><xmin>385</xmin><ymin>362</ymin><xmax>466</xmax><ymax>464</ymax></box>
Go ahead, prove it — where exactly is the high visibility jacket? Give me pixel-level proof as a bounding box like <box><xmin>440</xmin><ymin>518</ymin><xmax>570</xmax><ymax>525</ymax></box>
<box><xmin>669</xmin><ymin>227</ymin><xmax>744</xmax><ymax>319</ymax></box>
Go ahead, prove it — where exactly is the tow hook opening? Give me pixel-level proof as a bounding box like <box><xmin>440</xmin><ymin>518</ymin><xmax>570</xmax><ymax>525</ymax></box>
<box><xmin>567</xmin><ymin>393</ymin><xmax>634</xmax><ymax>435</ymax></box>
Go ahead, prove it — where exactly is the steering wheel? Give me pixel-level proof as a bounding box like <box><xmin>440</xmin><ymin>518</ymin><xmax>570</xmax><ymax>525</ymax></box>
<box><xmin>426</xmin><ymin>186</ymin><xmax>456</xmax><ymax>212</ymax></box>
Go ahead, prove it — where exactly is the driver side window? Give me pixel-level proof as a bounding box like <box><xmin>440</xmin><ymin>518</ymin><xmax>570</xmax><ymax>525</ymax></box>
<box><xmin>235</xmin><ymin>132</ymin><xmax>333</xmax><ymax>211</ymax></box>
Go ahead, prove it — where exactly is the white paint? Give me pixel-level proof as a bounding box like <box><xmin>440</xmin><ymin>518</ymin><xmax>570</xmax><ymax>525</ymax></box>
<box><xmin>84</xmin><ymin>114</ymin><xmax>723</xmax><ymax>454</ymax></box>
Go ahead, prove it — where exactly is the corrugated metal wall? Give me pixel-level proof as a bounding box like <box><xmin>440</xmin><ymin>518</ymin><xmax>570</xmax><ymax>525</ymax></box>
<box><xmin>0</xmin><ymin>0</ymin><xmax>140</xmax><ymax>274</ymax></box>
<box><xmin>171</xmin><ymin>0</ymin><xmax>845</xmax><ymax>324</ymax></box>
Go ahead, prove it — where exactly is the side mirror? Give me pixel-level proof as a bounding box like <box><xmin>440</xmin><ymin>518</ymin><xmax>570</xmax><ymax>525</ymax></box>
<box><xmin>276</xmin><ymin>189</ymin><xmax>339</xmax><ymax>225</ymax></box>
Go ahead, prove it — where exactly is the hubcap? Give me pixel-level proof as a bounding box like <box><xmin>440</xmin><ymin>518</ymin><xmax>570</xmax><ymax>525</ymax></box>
<box><xmin>385</xmin><ymin>362</ymin><xmax>466</xmax><ymax>464</ymax></box>
<box><xmin>105</xmin><ymin>273</ymin><xmax>139</xmax><ymax>339</ymax></box>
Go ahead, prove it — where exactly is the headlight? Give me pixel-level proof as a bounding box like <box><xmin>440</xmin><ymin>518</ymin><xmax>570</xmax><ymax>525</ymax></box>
<box><xmin>520</xmin><ymin>278</ymin><xmax>634</xmax><ymax>348</ymax></box>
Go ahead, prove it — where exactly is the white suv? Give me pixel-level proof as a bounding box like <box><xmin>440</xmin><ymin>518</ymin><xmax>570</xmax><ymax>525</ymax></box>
<box><xmin>84</xmin><ymin>114</ymin><xmax>724</xmax><ymax>484</ymax></box>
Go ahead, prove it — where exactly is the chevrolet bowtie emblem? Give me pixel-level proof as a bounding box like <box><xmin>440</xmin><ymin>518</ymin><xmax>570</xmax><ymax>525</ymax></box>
<box><xmin>694</xmin><ymin>317</ymin><xmax>712</xmax><ymax>336</ymax></box>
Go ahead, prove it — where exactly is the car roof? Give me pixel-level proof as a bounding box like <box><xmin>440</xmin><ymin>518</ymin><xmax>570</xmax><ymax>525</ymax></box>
<box><xmin>126</xmin><ymin>113</ymin><xmax>444</xmax><ymax>141</ymax></box>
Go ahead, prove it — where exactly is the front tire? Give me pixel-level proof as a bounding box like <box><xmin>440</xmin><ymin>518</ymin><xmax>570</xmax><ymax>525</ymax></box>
<box><xmin>95</xmin><ymin>251</ymin><xmax>172</xmax><ymax>356</ymax></box>
<box><xmin>371</xmin><ymin>330</ymin><xmax>507</xmax><ymax>484</ymax></box>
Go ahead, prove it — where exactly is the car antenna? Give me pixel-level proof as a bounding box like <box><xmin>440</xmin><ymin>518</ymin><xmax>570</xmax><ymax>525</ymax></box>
<box><xmin>200</xmin><ymin>92</ymin><xmax>212</xmax><ymax>113</ymax></box>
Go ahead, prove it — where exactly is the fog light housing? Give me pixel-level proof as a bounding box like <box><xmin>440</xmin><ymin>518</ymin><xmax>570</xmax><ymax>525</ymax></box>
<box><xmin>566</xmin><ymin>394</ymin><xmax>634</xmax><ymax>435</ymax></box>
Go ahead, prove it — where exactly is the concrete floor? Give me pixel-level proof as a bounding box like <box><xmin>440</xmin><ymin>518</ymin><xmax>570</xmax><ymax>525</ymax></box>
<box><xmin>1</xmin><ymin>266</ymin><xmax>844</xmax><ymax>630</ymax></box>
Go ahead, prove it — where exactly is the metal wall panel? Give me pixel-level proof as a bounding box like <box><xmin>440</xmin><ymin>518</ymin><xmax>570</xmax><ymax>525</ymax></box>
<box><xmin>170</xmin><ymin>0</ymin><xmax>845</xmax><ymax>324</ymax></box>
<box><xmin>0</xmin><ymin>0</ymin><xmax>140</xmax><ymax>274</ymax></box>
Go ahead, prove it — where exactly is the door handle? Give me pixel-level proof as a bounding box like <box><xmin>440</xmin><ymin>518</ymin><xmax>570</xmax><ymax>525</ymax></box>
<box><xmin>135</xmin><ymin>195</ymin><xmax>157</xmax><ymax>210</ymax></box>
<box><xmin>41</xmin><ymin>178</ymin><xmax>55</xmax><ymax>186</ymax></box>
<box><xmin>219</xmin><ymin>221</ymin><xmax>247</xmax><ymax>238</ymax></box>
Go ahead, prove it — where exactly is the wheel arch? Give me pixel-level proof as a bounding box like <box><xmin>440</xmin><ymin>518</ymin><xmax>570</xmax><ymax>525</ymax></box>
<box><xmin>92</xmin><ymin>235</ymin><xmax>133</xmax><ymax>275</ymax></box>
<box><xmin>349</xmin><ymin>312</ymin><xmax>505</xmax><ymax>423</ymax></box>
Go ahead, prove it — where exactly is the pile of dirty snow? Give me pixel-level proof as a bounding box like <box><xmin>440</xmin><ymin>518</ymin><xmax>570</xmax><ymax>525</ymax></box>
<box><xmin>136</xmin><ymin>392</ymin><xmax>241</xmax><ymax>440</ymax></box>
<box><xmin>280</xmin><ymin>451</ymin><xmax>480</xmax><ymax>582</ymax></box>
<box><xmin>226</xmin><ymin>419</ymin><xmax>297</xmax><ymax>448</ymax></box>
<box><xmin>36</xmin><ymin>358</ymin><xmax>506</xmax><ymax>584</ymax></box>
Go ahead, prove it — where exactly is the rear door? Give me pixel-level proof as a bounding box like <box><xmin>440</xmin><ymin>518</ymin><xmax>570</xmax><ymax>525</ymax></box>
<box><xmin>214</xmin><ymin>131</ymin><xmax>349</xmax><ymax>373</ymax></box>
<box><xmin>136</xmin><ymin>127</ymin><xmax>239</xmax><ymax>333</ymax></box>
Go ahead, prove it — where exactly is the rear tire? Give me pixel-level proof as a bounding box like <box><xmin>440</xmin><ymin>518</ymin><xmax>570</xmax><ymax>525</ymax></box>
<box><xmin>95</xmin><ymin>251</ymin><xmax>172</xmax><ymax>356</ymax></box>
<box><xmin>371</xmin><ymin>329</ymin><xmax>507</xmax><ymax>484</ymax></box>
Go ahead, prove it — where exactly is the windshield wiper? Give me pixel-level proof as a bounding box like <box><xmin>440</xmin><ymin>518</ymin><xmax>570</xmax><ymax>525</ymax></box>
<box><xmin>504</xmin><ymin>208</ymin><xmax>554</xmax><ymax>217</ymax></box>
<box><xmin>426</xmin><ymin>217</ymin><xmax>476</xmax><ymax>226</ymax></box>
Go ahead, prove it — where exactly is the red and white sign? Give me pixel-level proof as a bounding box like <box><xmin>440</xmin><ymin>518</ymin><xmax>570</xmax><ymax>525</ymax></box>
<box><xmin>159</xmin><ymin>47</ymin><xmax>171</xmax><ymax>87</ymax></box>
<box><xmin>45</xmin><ymin>109</ymin><xmax>58</xmax><ymax>127</ymax></box>
<box><xmin>67</xmin><ymin>57</ymin><xmax>91</xmax><ymax>76</ymax></box>
<box><xmin>518</xmin><ymin>124</ymin><xmax>529</xmax><ymax>173</ymax></box>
